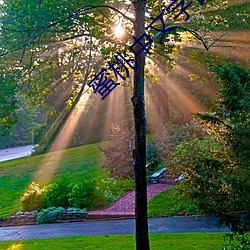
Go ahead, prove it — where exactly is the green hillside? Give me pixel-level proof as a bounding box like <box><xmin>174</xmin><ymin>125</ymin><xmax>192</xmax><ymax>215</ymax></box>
<box><xmin>0</xmin><ymin>143</ymin><xmax>103</xmax><ymax>217</ymax></box>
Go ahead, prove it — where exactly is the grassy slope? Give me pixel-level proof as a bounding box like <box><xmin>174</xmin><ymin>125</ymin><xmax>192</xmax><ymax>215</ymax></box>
<box><xmin>0</xmin><ymin>143</ymin><xmax>103</xmax><ymax>217</ymax></box>
<box><xmin>0</xmin><ymin>233</ymin><xmax>230</xmax><ymax>250</ymax></box>
<box><xmin>148</xmin><ymin>186</ymin><xmax>199</xmax><ymax>217</ymax></box>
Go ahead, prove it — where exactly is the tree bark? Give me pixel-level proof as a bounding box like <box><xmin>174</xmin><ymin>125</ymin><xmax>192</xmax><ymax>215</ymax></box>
<box><xmin>131</xmin><ymin>1</ymin><xmax>150</xmax><ymax>250</ymax></box>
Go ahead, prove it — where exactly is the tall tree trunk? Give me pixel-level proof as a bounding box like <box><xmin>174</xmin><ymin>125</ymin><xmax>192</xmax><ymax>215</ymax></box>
<box><xmin>132</xmin><ymin>1</ymin><xmax>150</xmax><ymax>250</ymax></box>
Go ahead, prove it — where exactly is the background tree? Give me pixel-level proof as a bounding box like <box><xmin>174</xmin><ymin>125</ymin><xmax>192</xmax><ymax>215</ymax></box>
<box><xmin>0</xmin><ymin>73</ymin><xmax>18</xmax><ymax>136</ymax></box>
<box><xmin>99</xmin><ymin>124</ymin><xmax>133</xmax><ymax>178</ymax></box>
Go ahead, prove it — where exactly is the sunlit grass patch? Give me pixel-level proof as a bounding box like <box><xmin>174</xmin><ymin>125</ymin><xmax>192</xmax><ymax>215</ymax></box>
<box><xmin>0</xmin><ymin>233</ymin><xmax>230</xmax><ymax>250</ymax></box>
<box><xmin>0</xmin><ymin>143</ymin><xmax>103</xmax><ymax>217</ymax></box>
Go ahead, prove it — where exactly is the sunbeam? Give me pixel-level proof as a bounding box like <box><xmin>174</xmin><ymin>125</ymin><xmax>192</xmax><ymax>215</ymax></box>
<box><xmin>35</xmin><ymin>91</ymin><xmax>89</xmax><ymax>184</ymax></box>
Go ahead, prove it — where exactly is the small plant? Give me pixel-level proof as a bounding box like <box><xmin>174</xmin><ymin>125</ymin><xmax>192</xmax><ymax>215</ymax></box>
<box><xmin>93</xmin><ymin>177</ymin><xmax>134</xmax><ymax>209</ymax></box>
<box><xmin>93</xmin><ymin>178</ymin><xmax>117</xmax><ymax>208</ymax></box>
<box><xmin>21</xmin><ymin>182</ymin><xmax>45</xmax><ymax>211</ymax></box>
<box><xmin>36</xmin><ymin>206</ymin><xmax>64</xmax><ymax>224</ymax></box>
<box><xmin>67</xmin><ymin>207</ymin><xmax>87</xmax><ymax>213</ymax></box>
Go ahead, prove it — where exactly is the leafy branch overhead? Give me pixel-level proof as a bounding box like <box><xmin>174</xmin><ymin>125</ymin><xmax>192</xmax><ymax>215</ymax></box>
<box><xmin>0</xmin><ymin>2</ymin><xmax>231</xmax><ymax>57</ymax></box>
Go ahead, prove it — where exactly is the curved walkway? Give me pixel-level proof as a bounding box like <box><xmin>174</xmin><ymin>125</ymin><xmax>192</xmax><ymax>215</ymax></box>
<box><xmin>88</xmin><ymin>184</ymin><xmax>171</xmax><ymax>219</ymax></box>
<box><xmin>0</xmin><ymin>145</ymin><xmax>37</xmax><ymax>162</ymax></box>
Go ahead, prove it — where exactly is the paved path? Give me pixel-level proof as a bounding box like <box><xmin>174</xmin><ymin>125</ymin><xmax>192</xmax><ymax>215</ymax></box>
<box><xmin>0</xmin><ymin>216</ymin><xmax>230</xmax><ymax>241</ymax></box>
<box><xmin>0</xmin><ymin>145</ymin><xmax>37</xmax><ymax>162</ymax></box>
<box><xmin>88</xmin><ymin>184</ymin><xmax>171</xmax><ymax>218</ymax></box>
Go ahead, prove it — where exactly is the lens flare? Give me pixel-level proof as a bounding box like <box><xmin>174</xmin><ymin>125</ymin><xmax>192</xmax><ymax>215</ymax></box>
<box><xmin>114</xmin><ymin>24</ymin><xmax>124</xmax><ymax>37</ymax></box>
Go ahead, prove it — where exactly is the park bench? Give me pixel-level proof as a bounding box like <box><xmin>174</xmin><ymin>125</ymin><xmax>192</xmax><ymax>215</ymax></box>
<box><xmin>149</xmin><ymin>168</ymin><xmax>165</xmax><ymax>184</ymax></box>
<box><xmin>175</xmin><ymin>174</ymin><xmax>185</xmax><ymax>182</ymax></box>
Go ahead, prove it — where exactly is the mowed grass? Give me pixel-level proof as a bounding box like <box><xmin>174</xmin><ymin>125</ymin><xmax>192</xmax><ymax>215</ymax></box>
<box><xmin>148</xmin><ymin>186</ymin><xmax>199</xmax><ymax>217</ymax></box>
<box><xmin>0</xmin><ymin>233</ymin><xmax>230</xmax><ymax>250</ymax></box>
<box><xmin>0</xmin><ymin>143</ymin><xmax>104</xmax><ymax>217</ymax></box>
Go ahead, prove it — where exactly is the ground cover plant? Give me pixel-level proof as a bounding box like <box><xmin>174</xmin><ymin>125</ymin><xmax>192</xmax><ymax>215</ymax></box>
<box><xmin>0</xmin><ymin>233</ymin><xmax>232</xmax><ymax>250</ymax></box>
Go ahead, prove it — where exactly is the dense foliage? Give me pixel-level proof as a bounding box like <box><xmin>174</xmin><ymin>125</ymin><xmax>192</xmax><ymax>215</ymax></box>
<box><xmin>99</xmin><ymin>124</ymin><xmax>134</xmax><ymax>178</ymax></box>
<box><xmin>36</xmin><ymin>206</ymin><xmax>64</xmax><ymax>224</ymax></box>
<box><xmin>0</xmin><ymin>0</ymin><xmax>244</xmax><ymax>140</ymax></box>
<box><xmin>147</xmin><ymin>122</ymin><xmax>206</xmax><ymax>168</ymax></box>
<box><xmin>168</xmin><ymin>61</ymin><xmax>250</xmax><ymax>233</ymax></box>
<box><xmin>21</xmin><ymin>175</ymin><xmax>134</xmax><ymax>212</ymax></box>
<box><xmin>0</xmin><ymin>75</ymin><xmax>18</xmax><ymax>136</ymax></box>
<box><xmin>21</xmin><ymin>182</ymin><xmax>45</xmax><ymax>211</ymax></box>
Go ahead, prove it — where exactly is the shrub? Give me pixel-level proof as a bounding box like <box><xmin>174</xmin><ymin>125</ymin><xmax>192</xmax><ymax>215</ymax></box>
<box><xmin>32</xmin><ymin>123</ymin><xmax>47</xmax><ymax>144</ymax></box>
<box><xmin>223</xmin><ymin>233</ymin><xmax>250</xmax><ymax>250</ymax></box>
<box><xmin>113</xmin><ymin>177</ymin><xmax>134</xmax><ymax>197</ymax></box>
<box><xmin>168</xmin><ymin>62</ymin><xmax>250</xmax><ymax>233</ymax></box>
<box><xmin>92</xmin><ymin>178</ymin><xmax>117</xmax><ymax>209</ymax></box>
<box><xmin>43</xmin><ymin>177</ymin><xmax>71</xmax><ymax>208</ymax></box>
<box><xmin>68</xmin><ymin>180</ymin><xmax>94</xmax><ymax>209</ymax></box>
<box><xmin>36</xmin><ymin>206</ymin><xmax>64</xmax><ymax>224</ymax></box>
<box><xmin>67</xmin><ymin>207</ymin><xmax>87</xmax><ymax>213</ymax></box>
<box><xmin>146</xmin><ymin>141</ymin><xmax>159</xmax><ymax>171</ymax></box>
<box><xmin>99</xmin><ymin>124</ymin><xmax>134</xmax><ymax>178</ymax></box>
<box><xmin>93</xmin><ymin>177</ymin><xmax>134</xmax><ymax>209</ymax></box>
<box><xmin>21</xmin><ymin>182</ymin><xmax>45</xmax><ymax>211</ymax></box>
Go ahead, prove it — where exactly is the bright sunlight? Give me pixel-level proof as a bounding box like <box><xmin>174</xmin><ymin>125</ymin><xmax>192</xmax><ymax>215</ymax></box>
<box><xmin>114</xmin><ymin>24</ymin><xmax>124</xmax><ymax>37</ymax></box>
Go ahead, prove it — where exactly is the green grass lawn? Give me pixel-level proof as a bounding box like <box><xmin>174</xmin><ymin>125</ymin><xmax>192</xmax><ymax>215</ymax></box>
<box><xmin>0</xmin><ymin>143</ymin><xmax>104</xmax><ymax>217</ymax></box>
<box><xmin>0</xmin><ymin>140</ymin><xmax>197</xmax><ymax>218</ymax></box>
<box><xmin>0</xmin><ymin>233</ymin><xmax>231</xmax><ymax>250</ymax></box>
<box><xmin>148</xmin><ymin>186</ymin><xmax>199</xmax><ymax>217</ymax></box>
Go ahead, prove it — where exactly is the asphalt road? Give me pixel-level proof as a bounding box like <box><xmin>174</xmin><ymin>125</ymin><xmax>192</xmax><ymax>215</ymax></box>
<box><xmin>0</xmin><ymin>145</ymin><xmax>36</xmax><ymax>162</ymax></box>
<box><xmin>0</xmin><ymin>216</ymin><xmax>230</xmax><ymax>241</ymax></box>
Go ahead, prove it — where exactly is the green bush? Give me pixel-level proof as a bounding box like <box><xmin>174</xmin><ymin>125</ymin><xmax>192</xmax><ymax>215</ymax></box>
<box><xmin>22</xmin><ymin>176</ymin><xmax>133</xmax><ymax>212</ymax></box>
<box><xmin>93</xmin><ymin>177</ymin><xmax>134</xmax><ymax>209</ymax></box>
<box><xmin>146</xmin><ymin>141</ymin><xmax>159</xmax><ymax>171</ymax></box>
<box><xmin>68</xmin><ymin>180</ymin><xmax>94</xmax><ymax>209</ymax></box>
<box><xmin>36</xmin><ymin>206</ymin><xmax>64</xmax><ymax>224</ymax></box>
<box><xmin>223</xmin><ymin>233</ymin><xmax>250</xmax><ymax>250</ymax></box>
<box><xmin>92</xmin><ymin>178</ymin><xmax>117</xmax><ymax>209</ymax></box>
<box><xmin>21</xmin><ymin>182</ymin><xmax>45</xmax><ymax>211</ymax></box>
<box><xmin>113</xmin><ymin>177</ymin><xmax>134</xmax><ymax>197</ymax></box>
<box><xmin>167</xmin><ymin>62</ymin><xmax>250</xmax><ymax>233</ymax></box>
<box><xmin>43</xmin><ymin>177</ymin><xmax>71</xmax><ymax>208</ymax></box>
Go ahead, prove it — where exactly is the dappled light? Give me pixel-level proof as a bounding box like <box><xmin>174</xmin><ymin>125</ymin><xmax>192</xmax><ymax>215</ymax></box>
<box><xmin>35</xmin><ymin>92</ymin><xmax>89</xmax><ymax>184</ymax></box>
<box><xmin>6</xmin><ymin>243</ymin><xmax>23</xmax><ymax>250</ymax></box>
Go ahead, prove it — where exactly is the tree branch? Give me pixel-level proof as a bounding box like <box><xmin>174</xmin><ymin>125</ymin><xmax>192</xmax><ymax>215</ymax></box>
<box><xmin>0</xmin><ymin>4</ymin><xmax>134</xmax><ymax>57</ymax></box>
<box><xmin>1</xmin><ymin>4</ymin><xmax>134</xmax><ymax>33</ymax></box>
<box><xmin>83</xmin><ymin>5</ymin><xmax>134</xmax><ymax>23</ymax></box>
<box><xmin>149</xmin><ymin>25</ymin><xmax>229</xmax><ymax>51</ymax></box>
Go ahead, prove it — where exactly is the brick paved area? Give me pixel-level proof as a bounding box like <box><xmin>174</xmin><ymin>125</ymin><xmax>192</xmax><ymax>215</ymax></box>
<box><xmin>88</xmin><ymin>184</ymin><xmax>171</xmax><ymax>219</ymax></box>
